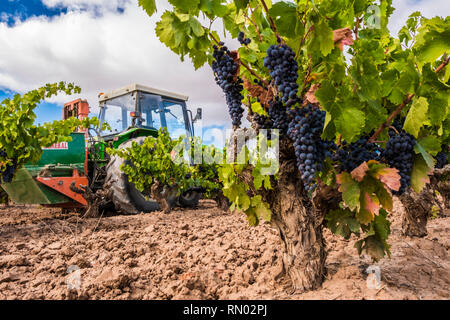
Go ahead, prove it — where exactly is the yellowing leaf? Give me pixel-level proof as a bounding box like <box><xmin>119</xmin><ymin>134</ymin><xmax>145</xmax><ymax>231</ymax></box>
<box><xmin>336</xmin><ymin>172</ymin><xmax>360</xmax><ymax>211</ymax></box>
<box><xmin>363</xmin><ymin>192</ymin><xmax>380</xmax><ymax>216</ymax></box>
<box><xmin>351</xmin><ymin>161</ymin><xmax>369</xmax><ymax>182</ymax></box>
<box><xmin>410</xmin><ymin>153</ymin><xmax>433</xmax><ymax>193</ymax></box>
<box><xmin>404</xmin><ymin>96</ymin><xmax>429</xmax><ymax>138</ymax></box>
<box><xmin>374</xmin><ymin>167</ymin><xmax>401</xmax><ymax>192</ymax></box>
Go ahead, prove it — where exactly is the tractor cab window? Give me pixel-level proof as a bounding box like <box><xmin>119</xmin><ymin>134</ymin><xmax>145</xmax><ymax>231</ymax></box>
<box><xmin>139</xmin><ymin>93</ymin><xmax>162</xmax><ymax>130</ymax></box>
<box><xmin>162</xmin><ymin>100</ymin><xmax>188</xmax><ymax>138</ymax></box>
<box><xmin>100</xmin><ymin>93</ymin><xmax>136</xmax><ymax>134</ymax></box>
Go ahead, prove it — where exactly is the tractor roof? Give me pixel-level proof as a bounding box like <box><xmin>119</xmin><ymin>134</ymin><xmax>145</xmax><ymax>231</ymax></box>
<box><xmin>98</xmin><ymin>83</ymin><xmax>189</xmax><ymax>103</ymax></box>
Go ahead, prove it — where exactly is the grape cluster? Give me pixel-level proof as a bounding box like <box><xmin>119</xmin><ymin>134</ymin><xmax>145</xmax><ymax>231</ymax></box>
<box><xmin>267</xmin><ymin>99</ymin><xmax>289</xmax><ymax>136</ymax></box>
<box><xmin>264</xmin><ymin>44</ymin><xmax>299</xmax><ymax>107</ymax></box>
<box><xmin>336</xmin><ymin>137</ymin><xmax>383</xmax><ymax>172</ymax></box>
<box><xmin>435</xmin><ymin>147</ymin><xmax>448</xmax><ymax>169</ymax></box>
<box><xmin>384</xmin><ymin>131</ymin><xmax>416</xmax><ymax>195</ymax></box>
<box><xmin>212</xmin><ymin>44</ymin><xmax>245</xmax><ymax>127</ymax></box>
<box><xmin>238</xmin><ymin>31</ymin><xmax>251</xmax><ymax>46</ymax></box>
<box><xmin>253</xmin><ymin>113</ymin><xmax>272</xmax><ymax>130</ymax></box>
<box><xmin>0</xmin><ymin>150</ymin><xmax>17</xmax><ymax>183</ymax></box>
<box><xmin>287</xmin><ymin>105</ymin><xmax>332</xmax><ymax>192</ymax></box>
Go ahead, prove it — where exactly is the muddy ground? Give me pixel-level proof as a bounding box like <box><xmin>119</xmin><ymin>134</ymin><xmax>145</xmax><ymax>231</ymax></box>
<box><xmin>0</xmin><ymin>199</ymin><xmax>448</xmax><ymax>300</ymax></box>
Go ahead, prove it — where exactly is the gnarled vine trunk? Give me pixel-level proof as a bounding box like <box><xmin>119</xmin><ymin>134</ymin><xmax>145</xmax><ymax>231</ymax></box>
<box><xmin>400</xmin><ymin>165</ymin><xmax>450</xmax><ymax>237</ymax></box>
<box><xmin>432</xmin><ymin>164</ymin><xmax>450</xmax><ymax>214</ymax></box>
<box><xmin>400</xmin><ymin>189</ymin><xmax>434</xmax><ymax>237</ymax></box>
<box><xmin>262</xmin><ymin>141</ymin><xmax>341</xmax><ymax>292</ymax></box>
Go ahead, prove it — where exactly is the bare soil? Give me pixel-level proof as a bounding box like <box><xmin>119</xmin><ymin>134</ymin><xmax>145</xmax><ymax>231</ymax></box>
<box><xmin>0</xmin><ymin>199</ymin><xmax>448</xmax><ymax>300</ymax></box>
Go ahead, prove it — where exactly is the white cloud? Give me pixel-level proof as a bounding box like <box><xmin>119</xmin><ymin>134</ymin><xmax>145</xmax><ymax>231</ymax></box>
<box><xmin>42</xmin><ymin>0</ymin><xmax>130</xmax><ymax>11</ymax></box>
<box><xmin>0</xmin><ymin>0</ymin><xmax>230</xmax><ymax>129</ymax></box>
<box><xmin>388</xmin><ymin>0</ymin><xmax>450</xmax><ymax>35</ymax></box>
<box><xmin>0</xmin><ymin>0</ymin><xmax>448</xmax><ymax>132</ymax></box>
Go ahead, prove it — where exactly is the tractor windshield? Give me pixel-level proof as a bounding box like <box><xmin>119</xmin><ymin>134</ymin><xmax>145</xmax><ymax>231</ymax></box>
<box><xmin>100</xmin><ymin>93</ymin><xmax>136</xmax><ymax>134</ymax></box>
<box><xmin>140</xmin><ymin>93</ymin><xmax>189</xmax><ymax>139</ymax></box>
<box><xmin>99</xmin><ymin>90</ymin><xmax>191</xmax><ymax>138</ymax></box>
<box><xmin>161</xmin><ymin>100</ymin><xmax>188</xmax><ymax>138</ymax></box>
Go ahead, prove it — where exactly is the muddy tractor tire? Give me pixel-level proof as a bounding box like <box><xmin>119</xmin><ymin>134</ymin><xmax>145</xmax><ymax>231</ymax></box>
<box><xmin>104</xmin><ymin>136</ymin><xmax>200</xmax><ymax>214</ymax></box>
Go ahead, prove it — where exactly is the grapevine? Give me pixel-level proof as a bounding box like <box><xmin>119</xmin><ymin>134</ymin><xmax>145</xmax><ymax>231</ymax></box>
<box><xmin>138</xmin><ymin>0</ymin><xmax>450</xmax><ymax>291</ymax></box>
<box><xmin>264</xmin><ymin>44</ymin><xmax>299</xmax><ymax>107</ymax></box>
<box><xmin>287</xmin><ymin>104</ymin><xmax>332</xmax><ymax>191</ymax></box>
<box><xmin>212</xmin><ymin>44</ymin><xmax>245</xmax><ymax>127</ymax></box>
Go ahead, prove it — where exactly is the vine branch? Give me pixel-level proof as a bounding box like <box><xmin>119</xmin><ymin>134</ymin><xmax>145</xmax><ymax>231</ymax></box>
<box><xmin>369</xmin><ymin>53</ymin><xmax>449</xmax><ymax>143</ymax></box>
<box><xmin>369</xmin><ymin>94</ymin><xmax>414</xmax><ymax>142</ymax></box>
<box><xmin>435</xmin><ymin>54</ymin><xmax>450</xmax><ymax>73</ymax></box>
<box><xmin>259</xmin><ymin>0</ymin><xmax>279</xmax><ymax>37</ymax></box>
<box><xmin>240</xmin><ymin>61</ymin><xmax>269</xmax><ymax>86</ymax></box>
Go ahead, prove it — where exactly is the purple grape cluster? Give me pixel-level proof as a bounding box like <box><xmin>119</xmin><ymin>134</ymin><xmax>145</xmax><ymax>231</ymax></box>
<box><xmin>267</xmin><ymin>99</ymin><xmax>289</xmax><ymax>136</ymax></box>
<box><xmin>384</xmin><ymin>131</ymin><xmax>416</xmax><ymax>195</ymax></box>
<box><xmin>212</xmin><ymin>44</ymin><xmax>245</xmax><ymax>127</ymax></box>
<box><xmin>264</xmin><ymin>44</ymin><xmax>299</xmax><ymax>107</ymax></box>
<box><xmin>238</xmin><ymin>31</ymin><xmax>251</xmax><ymax>46</ymax></box>
<box><xmin>0</xmin><ymin>150</ymin><xmax>17</xmax><ymax>183</ymax></box>
<box><xmin>287</xmin><ymin>105</ymin><xmax>333</xmax><ymax>192</ymax></box>
<box><xmin>435</xmin><ymin>147</ymin><xmax>448</xmax><ymax>169</ymax></box>
<box><xmin>336</xmin><ymin>136</ymin><xmax>383</xmax><ymax>172</ymax></box>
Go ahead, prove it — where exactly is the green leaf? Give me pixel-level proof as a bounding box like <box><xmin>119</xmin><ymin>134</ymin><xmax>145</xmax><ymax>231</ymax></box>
<box><xmin>373</xmin><ymin>209</ymin><xmax>391</xmax><ymax>241</ymax></box>
<box><xmin>403</xmin><ymin>96</ymin><xmax>429</xmax><ymax>138</ymax></box>
<box><xmin>168</xmin><ymin>0</ymin><xmax>200</xmax><ymax>13</ymax></box>
<box><xmin>410</xmin><ymin>153</ymin><xmax>433</xmax><ymax>193</ymax></box>
<box><xmin>315</xmin><ymin>80</ymin><xmax>336</xmax><ymax>109</ymax></box>
<box><xmin>414</xmin><ymin>141</ymin><xmax>436</xmax><ymax>168</ymax></box>
<box><xmin>427</xmin><ymin>93</ymin><xmax>448</xmax><ymax>127</ymax></box>
<box><xmin>355</xmin><ymin>235</ymin><xmax>388</xmax><ymax>261</ymax></box>
<box><xmin>416</xmin><ymin>136</ymin><xmax>441</xmax><ymax>156</ymax></box>
<box><xmin>336</xmin><ymin>172</ymin><xmax>360</xmax><ymax>211</ymax></box>
<box><xmin>138</xmin><ymin>0</ymin><xmax>157</xmax><ymax>16</ymax></box>
<box><xmin>313</xmin><ymin>20</ymin><xmax>334</xmax><ymax>56</ymax></box>
<box><xmin>269</xmin><ymin>1</ymin><xmax>300</xmax><ymax>38</ymax></box>
<box><xmin>326</xmin><ymin>209</ymin><xmax>360</xmax><ymax>239</ymax></box>
<box><xmin>189</xmin><ymin>17</ymin><xmax>205</xmax><ymax>37</ymax></box>
<box><xmin>335</xmin><ymin>106</ymin><xmax>365</xmax><ymax>142</ymax></box>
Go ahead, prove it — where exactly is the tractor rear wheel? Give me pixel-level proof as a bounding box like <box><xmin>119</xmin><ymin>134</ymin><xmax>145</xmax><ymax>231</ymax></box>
<box><xmin>104</xmin><ymin>136</ymin><xmax>200</xmax><ymax>214</ymax></box>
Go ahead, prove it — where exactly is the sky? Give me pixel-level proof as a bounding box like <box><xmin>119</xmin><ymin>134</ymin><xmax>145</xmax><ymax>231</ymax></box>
<box><xmin>0</xmin><ymin>0</ymin><xmax>449</xmax><ymax>138</ymax></box>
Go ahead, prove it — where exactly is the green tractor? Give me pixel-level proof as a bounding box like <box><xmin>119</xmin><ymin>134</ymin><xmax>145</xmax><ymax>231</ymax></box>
<box><xmin>1</xmin><ymin>83</ymin><xmax>203</xmax><ymax>214</ymax></box>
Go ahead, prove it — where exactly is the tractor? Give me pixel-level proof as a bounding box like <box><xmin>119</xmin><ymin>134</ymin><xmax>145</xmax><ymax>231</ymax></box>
<box><xmin>1</xmin><ymin>83</ymin><xmax>203</xmax><ymax>214</ymax></box>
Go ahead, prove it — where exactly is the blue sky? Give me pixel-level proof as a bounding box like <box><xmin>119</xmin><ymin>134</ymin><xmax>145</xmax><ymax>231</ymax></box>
<box><xmin>0</xmin><ymin>0</ymin><xmax>63</xmax><ymax>124</ymax></box>
<box><xmin>0</xmin><ymin>0</ymin><xmax>449</xmax><ymax>131</ymax></box>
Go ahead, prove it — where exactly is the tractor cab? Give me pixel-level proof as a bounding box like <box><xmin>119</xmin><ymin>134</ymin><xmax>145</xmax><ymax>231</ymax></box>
<box><xmin>98</xmin><ymin>84</ymin><xmax>201</xmax><ymax>142</ymax></box>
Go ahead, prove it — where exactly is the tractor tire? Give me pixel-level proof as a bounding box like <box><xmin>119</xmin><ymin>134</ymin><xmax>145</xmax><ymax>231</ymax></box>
<box><xmin>104</xmin><ymin>137</ymin><xmax>176</xmax><ymax>214</ymax></box>
<box><xmin>104</xmin><ymin>137</ymin><xmax>201</xmax><ymax>214</ymax></box>
<box><xmin>179</xmin><ymin>190</ymin><xmax>202</xmax><ymax>207</ymax></box>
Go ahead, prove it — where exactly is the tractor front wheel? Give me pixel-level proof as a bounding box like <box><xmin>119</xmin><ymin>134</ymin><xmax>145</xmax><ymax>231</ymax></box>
<box><xmin>104</xmin><ymin>137</ymin><xmax>200</xmax><ymax>214</ymax></box>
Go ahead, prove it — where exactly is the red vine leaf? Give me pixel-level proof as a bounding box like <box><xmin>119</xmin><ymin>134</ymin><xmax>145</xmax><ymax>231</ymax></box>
<box><xmin>374</xmin><ymin>167</ymin><xmax>401</xmax><ymax>192</ymax></box>
<box><xmin>363</xmin><ymin>192</ymin><xmax>380</xmax><ymax>215</ymax></box>
<box><xmin>243</xmin><ymin>78</ymin><xmax>274</xmax><ymax>106</ymax></box>
<box><xmin>333</xmin><ymin>27</ymin><xmax>354</xmax><ymax>51</ymax></box>
<box><xmin>351</xmin><ymin>161</ymin><xmax>369</xmax><ymax>182</ymax></box>
<box><xmin>305</xmin><ymin>83</ymin><xmax>320</xmax><ymax>104</ymax></box>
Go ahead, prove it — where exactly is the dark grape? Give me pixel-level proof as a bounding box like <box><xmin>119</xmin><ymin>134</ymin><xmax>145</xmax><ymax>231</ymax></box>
<box><xmin>336</xmin><ymin>136</ymin><xmax>383</xmax><ymax>172</ymax></box>
<box><xmin>0</xmin><ymin>149</ymin><xmax>17</xmax><ymax>183</ymax></box>
<box><xmin>384</xmin><ymin>131</ymin><xmax>416</xmax><ymax>195</ymax></box>
<box><xmin>238</xmin><ymin>31</ymin><xmax>251</xmax><ymax>46</ymax></box>
<box><xmin>253</xmin><ymin>113</ymin><xmax>272</xmax><ymax>130</ymax></box>
<box><xmin>212</xmin><ymin>44</ymin><xmax>245</xmax><ymax>127</ymax></box>
<box><xmin>264</xmin><ymin>44</ymin><xmax>299</xmax><ymax>107</ymax></box>
<box><xmin>287</xmin><ymin>104</ymin><xmax>334</xmax><ymax>192</ymax></box>
<box><xmin>435</xmin><ymin>145</ymin><xmax>448</xmax><ymax>169</ymax></box>
<box><xmin>267</xmin><ymin>99</ymin><xmax>289</xmax><ymax>136</ymax></box>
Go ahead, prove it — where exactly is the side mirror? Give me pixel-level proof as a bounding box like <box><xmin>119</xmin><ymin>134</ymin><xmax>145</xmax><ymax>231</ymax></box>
<box><xmin>193</xmin><ymin>108</ymin><xmax>202</xmax><ymax>122</ymax></box>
